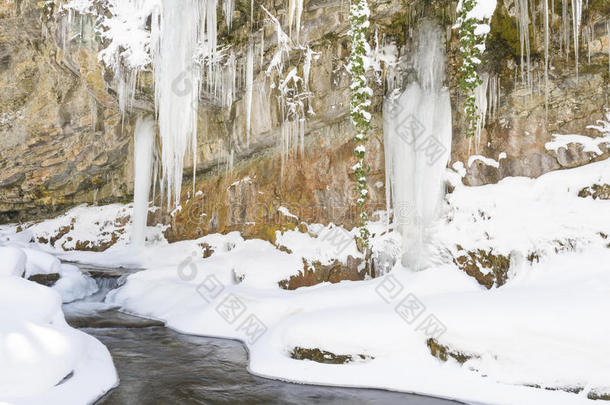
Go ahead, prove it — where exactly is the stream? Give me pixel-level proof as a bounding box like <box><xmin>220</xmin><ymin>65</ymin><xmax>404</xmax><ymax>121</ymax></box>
<box><xmin>63</xmin><ymin>266</ymin><xmax>463</xmax><ymax>405</ymax></box>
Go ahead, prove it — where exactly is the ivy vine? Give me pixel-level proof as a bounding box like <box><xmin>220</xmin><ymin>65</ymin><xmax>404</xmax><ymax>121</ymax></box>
<box><xmin>348</xmin><ymin>0</ymin><xmax>372</xmax><ymax>247</ymax></box>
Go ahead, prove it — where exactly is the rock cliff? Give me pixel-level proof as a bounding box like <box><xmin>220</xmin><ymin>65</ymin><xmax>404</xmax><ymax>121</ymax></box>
<box><xmin>0</xmin><ymin>0</ymin><xmax>608</xmax><ymax>240</ymax></box>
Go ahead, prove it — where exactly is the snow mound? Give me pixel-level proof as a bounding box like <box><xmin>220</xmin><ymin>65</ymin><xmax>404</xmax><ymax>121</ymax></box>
<box><xmin>0</xmin><ymin>277</ymin><xmax>117</xmax><ymax>404</ymax></box>
<box><xmin>0</xmin><ymin>247</ymin><xmax>26</xmax><ymax>277</ymax></box>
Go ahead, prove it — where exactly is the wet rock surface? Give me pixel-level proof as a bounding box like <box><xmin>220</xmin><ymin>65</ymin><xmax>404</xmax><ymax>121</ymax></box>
<box><xmin>28</xmin><ymin>272</ymin><xmax>60</xmax><ymax>286</ymax></box>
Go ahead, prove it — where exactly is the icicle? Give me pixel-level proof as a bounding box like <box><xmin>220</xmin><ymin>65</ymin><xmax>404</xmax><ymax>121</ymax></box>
<box><xmin>153</xmin><ymin>0</ymin><xmax>210</xmax><ymax>208</ymax></box>
<box><xmin>90</xmin><ymin>96</ymin><xmax>97</xmax><ymax>132</ymax></box>
<box><xmin>562</xmin><ymin>0</ymin><xmax>570</xmax><ymax>62</ymax></box>
<box><xmin>382</xmin><ymin>21</ymin><xmax>452</xmax><ymax>271</ymax></box>
<box><xmin>245</xmin><ymin>42</ymin><xmax>254</xmax><ymax>146</ymax></box>
<box><xmin>516</xmin><ymin>0</ymin><xmax>532</xmax><ymax>92</ymax></box>
<box><xmin>544</xmin><ymin>0</ymin><xmax>550</xmax><ymax>118</ymax></box>
<box><xmin>487</xmin><ymin>74</ymin><xmax>500</xmax><ymax>121</ymax></box>
<box><xmin>132</xmin><ymin>116</ymin><xmax>155</xmax><ymax>247</ymax></box>
<box><xmin>607</xmin><ymin>21</ymin><xmax>610</xmax><ymax>75</ymax></box>
<box><xmin>571</xmin><ymin>0</ymin><xmax>582</xmax><ymax>80</ymax></box>
<box><xmin>287</xmin><ymin>0</ymin><xmax>304</xmax><ymax>42</ymax></box>
<box><xmin>473</xmin><ymin>74</ymin><xmax>489</xmax><ymax>154</ymax></box>
<box><xmin>223</xmin><ymin>0</ymin><xmax>235</xmax><ymax>30</ymax></box>
<box><xmin>260</xmin><ymin>30</ymin><xmax>265</xmax><ymax>68</ymax></box>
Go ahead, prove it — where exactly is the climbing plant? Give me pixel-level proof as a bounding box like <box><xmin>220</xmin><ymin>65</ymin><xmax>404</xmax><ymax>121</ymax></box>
<box><xmin>348</xmin><ymin>0</ymin><xmax>372</xmax><ymax>247</ymax></box>
<box><xmin>456</xmin><ymin>0</ymin><xmax>485</xmax><ymax>138</ymax></box>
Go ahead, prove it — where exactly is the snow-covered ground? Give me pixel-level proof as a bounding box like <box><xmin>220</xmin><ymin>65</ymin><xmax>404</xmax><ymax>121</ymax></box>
<box><xmin>0</xmin><ymin>260</ymin><xmax>117</xmax><ymax>404</ymax></box>
<box><xmin>1</xmin><ymin>158</ymin><xmax>609</xmax><ymax>404</ymax></box>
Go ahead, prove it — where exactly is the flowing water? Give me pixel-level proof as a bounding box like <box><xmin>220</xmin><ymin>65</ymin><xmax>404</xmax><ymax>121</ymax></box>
<box><xmin>65</xmin><ymin>268</ymin><xmax>463</xmax><ymax>405</ymax></box>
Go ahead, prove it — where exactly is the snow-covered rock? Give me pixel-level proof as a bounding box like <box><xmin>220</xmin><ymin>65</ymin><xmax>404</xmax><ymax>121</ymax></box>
<box><xmin>0</xmin><ymin>277</ymin><xmax>117</xmax><ymax>404</ymax></box>
<box><xmin>0</xmin><ymin>246</ymin><xmax>26</xmax><ymax>277</ymax></box>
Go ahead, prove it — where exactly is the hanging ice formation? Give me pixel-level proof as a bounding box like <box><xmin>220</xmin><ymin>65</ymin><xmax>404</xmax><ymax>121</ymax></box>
<box><xmin>287</xmin><ymin>0</ymin><xmax>304</xmax><ymax>42</ymax></box>
<box><xmin>223</xmin><ymin>0</ymin><xmax>235</xmax><ymax>30</ymax></box>
<box><xmin>544</xmin><ymin>0</ymin><xmax>550</xmax><ymax>116</ymax></box>
<box><xmin>383</xmin><ymin>21</ymin><xmax>452</xmax><ymax>271</ymax></box>
<box><xmin>487</xmin><ymin>74</ymin><xmax>500</xmax><ymax>121</ymax></box>
<box><xmin>261</xmin><ymin>5</ymin><xmax>313</xmax><ymax>178</ymax></box>
<box><xmin>515</xmin><ymin>0</ymin><xmax>532</xmax><ymax>91</ymax></box>
<box><xmin>472</xmin><ymin>74</ymin><xmax>490</xmax><ymax>154</ymax></box>
<box><xmin>571</xmin><ymin>0</ymin><xmax>582</xmax><ymax>80</ymax></box>
<box><xmin>151</xmin><ymin>0</ymin><xmax>219</xmax><ymax>208</ymax></box>
<box><xmin>562</xmin><ymin>0</ymin><xmax>570</xmax><ymax>62</ymax></box>
<box><xmin>245</xmin><ymin>43</ymin><xmax>254</xmax><ymax>146</ymax></box>
<box><xmin>132</xmin><ymin>116</ymin><xmax>155</xmax><ymax>247</ymax></box>
<box><xmin>607</xmin><ymin>21</ymin><xmax>610</xmax><ymax>75</ymax></box>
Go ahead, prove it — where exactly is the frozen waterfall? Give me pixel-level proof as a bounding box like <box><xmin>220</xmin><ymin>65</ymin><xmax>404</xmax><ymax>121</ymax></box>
<box><xmin>383</xmin><ymin>21</ymin><xmax>452</xmax><ymax>271</ymax></box>
<box><xmin>152</xmin><ymin>0</ymin><xmax>213</xmax><ymax>208</ymax></box>
<box><xmin>132</xmin><ymin>116</ymin><xmax>155</xmax><ymax>247</ymax></box>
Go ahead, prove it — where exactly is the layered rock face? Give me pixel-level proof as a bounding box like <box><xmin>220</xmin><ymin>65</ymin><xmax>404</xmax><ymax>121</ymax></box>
<box><xmin>1</xmin><ymin>0</ymin><xmax>608</xmax><ymax>239</ymax></box>
<box><xmin>0</xmin><ymin>0</ymin><xmax>137</xmax><ymax>223</ymax></box>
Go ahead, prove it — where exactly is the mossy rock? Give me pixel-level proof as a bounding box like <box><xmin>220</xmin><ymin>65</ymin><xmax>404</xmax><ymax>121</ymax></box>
<box><xmin>452</xmin><ymin>246</ymin><xmax>511</xmax><ymax>289</ymax></box>
<box><xmin>278</xmin><ymin>256</ymin><xmax>365</xmax><ymax>290</ymax></box>
<box><xmin>588</xmin><ymin>390</ymin><xmax>610</xmax><ymax>401</ymax></box>
<box><xmin>290</xmin><ymin>347</ymin><xmax>373</xmax><ymax>364</ymax></box>
<box><xmin>578</xmin><ymin>184</ymin><xmax>610</xmax><ymax>200</ymax></box>
<box><xmin>28</xmin><ymin>273</ymin><xmax>60</xmax><ymax>287</ymax></box>
<box><xmin>427</xmin><ymin>338</ymin><xmax>473</xmax><ymax>364</ymax></box>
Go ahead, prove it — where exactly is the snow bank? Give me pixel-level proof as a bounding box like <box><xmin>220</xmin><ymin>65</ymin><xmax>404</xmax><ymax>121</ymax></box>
<box><xmin>21</xmin><ymin>247</ymin><xmax>62</xmax><ymax>277</ymax></box>
<box><xmin>9</xmin><ymin>203</ymin><xmax>167</xmax><ymax>255</ymax></box>
<box><xmin>107</xmin><ymin>245</ymin><xmax>608</xmax><ymax>405</ymax></box>
<box><xmin>53</xmin><ymin>264</ymin><xmax>99</xmax><ymax>304</ymax></box>
<box><xmin>103</xmin><ymin>159</ymin><xmax>610</xmax><ymax>405</ymax></box>
<box><xmin>0</xmin><ymin>277</ymin><xmax>117</xmax><ymax>404</ymax></box>
<box><xmin>436</xmin><ymin>157</ymin><xmax>610</xmax><ymax>260</ymax></box>
<box><xmin>3</xmin><ymin>152</ymin><xmax>608</xmax><ymax>404</ymax></box>
<box><xmin>0</xmin><ymin>247</ymin><xmax>26</xmax><ymax>277</ymax></box>
<box><xmin>545</xmin><ymin>133</ymin><xmax>610</xmax><ymax>155</ymax></box>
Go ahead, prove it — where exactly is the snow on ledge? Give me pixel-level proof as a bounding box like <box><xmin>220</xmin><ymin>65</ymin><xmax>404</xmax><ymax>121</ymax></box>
<box><xmin>545</xmin><ymin>134</ymin><xmax>610</xmax><ymax>155</ymax></box>
<box><xmin>467</xmin><ymin>152</ymin><xmax>506</xmax><ymax>168</ymax></box>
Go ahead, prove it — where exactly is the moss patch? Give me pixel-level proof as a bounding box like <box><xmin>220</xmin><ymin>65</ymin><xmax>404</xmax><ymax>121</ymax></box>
<box><xmin>452</xmin><ymin>246</ymin><xmax>511</xmax><ymax>289</ymax></box>
<box><xmin>290</xmin><ymin>347</ymin><xmax>373</xmax><ymax>364</ymax></box>
<box><xmin>427</xmin><ymin>339</ymin><xmax>474</xmax><ymax>364</ymax></box>
<box><xmin>28</xmin><ymin>273</ymin><xmax>60</xmax><ymax>287</ymax></box>
<box><xmin>578</xmin><ymin>184</ymin><xmax>610</xmax><ymax>200</ymax></box>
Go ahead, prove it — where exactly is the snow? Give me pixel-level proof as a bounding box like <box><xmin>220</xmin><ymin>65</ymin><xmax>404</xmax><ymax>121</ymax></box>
<box><xmin>277</xmin><ymin>206</ymin><xmax>298</xmax><ymax>220</ymax></box>
<box><xmin>13</xmin><ymin>203</ymin><xmax>166</xmax><ymax>253</ymax></box>
<box><xmin>36</xmin><ymin>157</ymin><xmax>593</xmax><ymax>405</ymax></box>
<box><xmin>0</xmin><ymin>247</ymin><xmax>26</xmax><ymax>278</ymax></box>
<box><xmin>52</xmin><ymin>264</ymin><xmax>98</xmax><ymax>304</ymax></box>
<box><xmin>438</xmin><ymin>157</ymin><xmax>610</xmax><ymax>260</ymax></box>
<box><xmin>467</xmin><ymin>153</ymin><xmax>506</xmax><ymax>168</ymax></box>
<box><xmin>275</xmin><ymin>224</ymin><xmax>362</xmax><ymax>265</ymax></box>
<box><xmin>2</xmin><ymin>155</ymin><xmax>609</xmax><ymax>404</ymax></box>
<box><xmin>21</xmin><ymin>247</ymin><xmax>62</xmax><ymax>277</ymax></box>
<box><xmin>0</xmin><ymin>277</ymin><xmax>117</xmax><ymax>404</ymax></box>
<box><xmin>104</xmin><ymin>247</ymin><xmax>609</xmax><ymax>405</ymax></box>
<box><xmin>545</xmin><ymin>133</ymin><xmax>610</xmax><ymax>155</ymax></box>
<box><xmin>457</xmin><ymin>0</ymin><xmax>498</xmax><ymax>20</ymax></box>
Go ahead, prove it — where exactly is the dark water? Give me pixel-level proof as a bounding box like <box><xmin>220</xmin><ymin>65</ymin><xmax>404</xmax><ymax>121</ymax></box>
<box><xmin>65</xmin><ymin>270</ymin><xmax>462</xmax><ymax>405</ymax></box>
